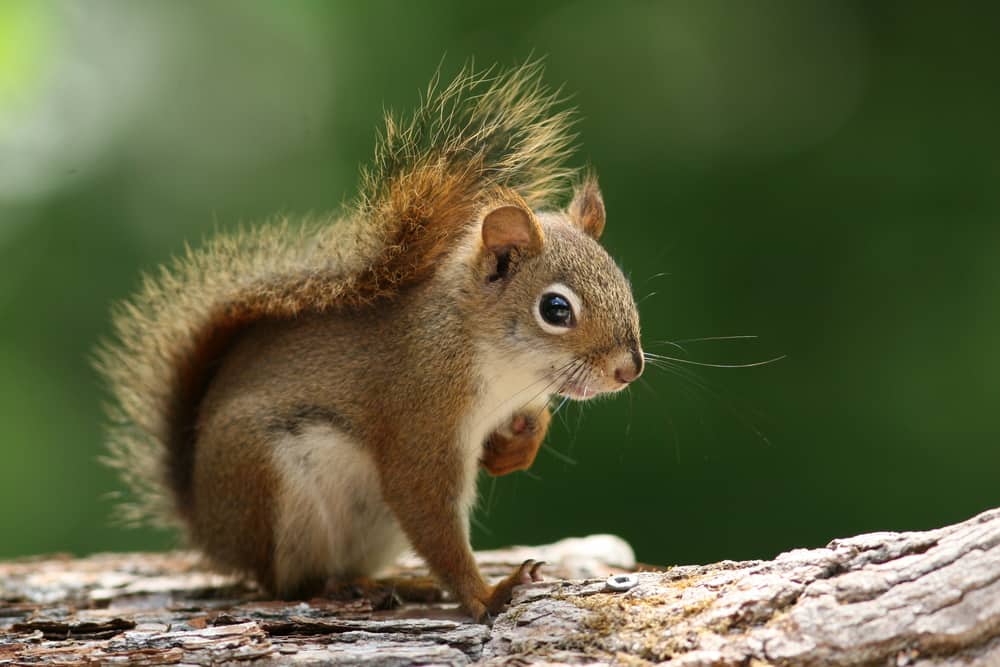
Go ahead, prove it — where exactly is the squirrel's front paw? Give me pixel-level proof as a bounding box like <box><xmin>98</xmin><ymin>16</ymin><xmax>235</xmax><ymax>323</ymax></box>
<box><xmin>471</xmin><ymin>559</ymin><xmax>545</xmax><ymax>622</ymax></box>
<box><xmin>481</xmin><ymin>408</ymin><xmax>551</xmax><ymax>476</ymax></box>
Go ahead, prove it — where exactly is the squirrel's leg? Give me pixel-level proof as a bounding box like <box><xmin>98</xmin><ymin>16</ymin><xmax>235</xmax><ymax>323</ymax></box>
<box><xmin>481</xmin><ymin>405</ymin><xmax>551</xmax><ymax>476</ymax></box>
<box><xmin>375</xmin><ymin>434</ymin><xmax>535</xmax><ymax>621</ymax></box>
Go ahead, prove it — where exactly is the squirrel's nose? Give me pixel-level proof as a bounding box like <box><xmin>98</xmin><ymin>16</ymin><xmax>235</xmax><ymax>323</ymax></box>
<box><xmin>613</xmin><ymin>348</ymin><xmax>644</xmax><ymax>385</ymax></box>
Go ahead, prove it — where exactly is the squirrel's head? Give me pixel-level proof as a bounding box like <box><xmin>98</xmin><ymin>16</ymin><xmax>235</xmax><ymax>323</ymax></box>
<box><xmin>468</xmin><ymin>177</ymin><xmax>643</xmax><ymax>401</ymax></box>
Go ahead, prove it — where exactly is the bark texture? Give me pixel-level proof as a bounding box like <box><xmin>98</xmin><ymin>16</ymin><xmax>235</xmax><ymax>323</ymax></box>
<box><xmin>2</xmin><ymin>510</ymin><xmax>998</xmax><ymax>666</ymax></box>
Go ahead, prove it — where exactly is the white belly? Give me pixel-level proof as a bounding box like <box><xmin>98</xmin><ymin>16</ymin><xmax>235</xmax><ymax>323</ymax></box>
<box><xmin>271</xmin><ymin>424</ymin><xmax>410</xmax><ymax>592</ymax></box>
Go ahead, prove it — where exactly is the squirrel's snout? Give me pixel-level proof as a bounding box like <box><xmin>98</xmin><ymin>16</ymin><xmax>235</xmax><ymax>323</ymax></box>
<box><xmin>613</xmin><ymin>348</ymin><xmax>644</xmax><ymax>385</ymax></box>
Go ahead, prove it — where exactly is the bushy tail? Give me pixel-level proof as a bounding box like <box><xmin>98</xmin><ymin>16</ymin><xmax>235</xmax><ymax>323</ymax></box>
<box><xmin>96</xmin><ymin>60</ymin><xmax>581</xmax><ymax>529</ymax></box>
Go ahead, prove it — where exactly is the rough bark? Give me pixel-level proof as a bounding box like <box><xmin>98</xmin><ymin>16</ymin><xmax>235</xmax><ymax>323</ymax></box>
<box><xmin>1</xmin><ymin>510</ymin><xmax>998</xmax><ymax>665</ymax></box>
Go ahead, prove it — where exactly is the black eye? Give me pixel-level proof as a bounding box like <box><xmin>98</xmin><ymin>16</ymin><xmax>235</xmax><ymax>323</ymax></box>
<box><xmin>539</xmin><ymin>293</ymin><xmax>573</xmax><ymax>327</ymax></box>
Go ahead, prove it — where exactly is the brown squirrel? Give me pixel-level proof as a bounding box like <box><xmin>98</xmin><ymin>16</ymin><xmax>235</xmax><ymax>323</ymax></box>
<box><xmin>97</xmin><ymin>62</ymin><xmax>644</xmax><ymax>621</ymax></box>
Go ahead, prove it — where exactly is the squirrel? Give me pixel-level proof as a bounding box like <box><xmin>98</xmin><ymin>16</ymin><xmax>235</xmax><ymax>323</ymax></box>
<box><xmin>96</xmin><ymin>62</ymin><xmax>644</xmax><ymax>622</ymax></box>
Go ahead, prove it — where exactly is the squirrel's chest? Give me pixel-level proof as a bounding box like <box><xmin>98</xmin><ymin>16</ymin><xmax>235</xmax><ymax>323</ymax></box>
<box><xmin>447</xmin><ymin>357</ymin><xmax>544</xmax><ymax>519</ymax></box>
<box><xmin>463</xmin><ymin>349</ymin><xmax>552</xmax><ymax>449</ymax></box>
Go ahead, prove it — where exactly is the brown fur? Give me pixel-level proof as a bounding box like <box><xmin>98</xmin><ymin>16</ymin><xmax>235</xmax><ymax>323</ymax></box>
<box><xmin>97</xmin><ymin>62</ymin><xmax>642</xmax><ymax>621</ymax></box>
<box><xmin>96</xmin><ymin>62</ymin><xmax>577</xmax><ymax>528</ymax></box>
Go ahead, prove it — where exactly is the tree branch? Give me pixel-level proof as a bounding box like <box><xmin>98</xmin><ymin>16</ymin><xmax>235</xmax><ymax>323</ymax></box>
<box><xmin>2</xmin><ymin>511</ymin><xmax>998</xmax><ymax>665</ymax></box>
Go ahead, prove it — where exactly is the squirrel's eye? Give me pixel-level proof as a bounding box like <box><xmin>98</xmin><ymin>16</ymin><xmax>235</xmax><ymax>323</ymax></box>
<box><xmin>534</xmin><ymin>283</ymin><xmax>580</xmax><ymax>335</ymax></box>
<box><xmin>539</xmin><ymin>293</ymin><xmax>573</xmax><ymax>327</ymax></box>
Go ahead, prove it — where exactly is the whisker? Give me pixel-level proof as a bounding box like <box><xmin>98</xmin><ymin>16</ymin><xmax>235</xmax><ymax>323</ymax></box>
<box><xmin>566</xmin><ymin>400</ymin><xmax>583</xmax><ymax>456</ymax></box>
<box><xmin>649</xmin><ymin>335</ymin><xmax>764</xmax><ymax>355</ymax></box>
<box><xmin>671</xmin><ymin>335</ymin><xmax>759</xmax><ymax>344</ymax></box>
<box><xmin>575</xmin><ymin>378</ymin><xmax>589</xmax><ymax>431</ymax></box>
<box><xmin>640</xmin><ymin>271</ymin><xmax>672</xmax><ymax>285</ymax></box>
<box><xmin>550</xmin><ymin>394</ymin><xmax>571</xmax><ymax>419</ymax></box>
<box><xmin>637</xmin><ymin>375</ymin><xmax>659</xmax><ymax>398</ymax></box>
<box><xmin>661</xmin><ymin>402</ymin><xmax>681</xmax><ymax>464</ymax></box>
<box><xmin>556</xmin><ymin>401</ymin><xmax>572</xmax><ymax>428</ymax></box>
<box><xmin>525</xmin><ymin>359</ymin><xmax>587</xmax><ymax>413</ymax></box>
<box><xmin>552</xmin><ymin>359</ymin><xmax>585</xmax><ymax>402</ymax></box>
<box><xmin>644</xmin><ymin>352</ymin><xmax>786</xmax><ymax>369</ymax></box>
<box><xmin>650</xmin><ymin>339</ymin><xmax>688</xmax><ymax>354</ymax></box>
<box><xmin>515</xmin><ymin>373</ymin><xmax>567</xmax><ymax>416</ymax></box>
<box><xmin>549</xmin><ymin>359</ymin><xmax>590</xmax><ymax>458</ymax></box>
<box><xmin>550</xmin><ymin>361</ymin><xmax>584</xmax><ymax>431</ymax></box>
<box><xmin>521</xmin><ymin>468</ymin><xmax>543</xmax><ymax>481</ymax></box>
<box><xmin>644</xmin><ymin>357</ymin><xmax>774</xmax><ymax>448</ymax></box>
<box><xmin>469</xmin><ymin>513</ymin><xmax>492</xmax><ymax>536</ymax></box>
<box><xmin>481</xmin><ymin>475</ymin><xmax>498</xmax><ymax>517</ymax></box>
<box><xmin>541</xmin><ymin>442</ymin><xmax>577</xmax><ymax>466</ymax></box>
<box><xmin>626</xmin><ymin>385</ymin><xmax>633</xmax><ymax>438</ymax></box>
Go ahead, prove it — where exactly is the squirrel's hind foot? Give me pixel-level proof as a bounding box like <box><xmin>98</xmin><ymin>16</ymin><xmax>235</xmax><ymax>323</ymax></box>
<box><xmin>470</xmin><ymin>559</ymin><xmax>545</xmax><ymax>623</ymax></box>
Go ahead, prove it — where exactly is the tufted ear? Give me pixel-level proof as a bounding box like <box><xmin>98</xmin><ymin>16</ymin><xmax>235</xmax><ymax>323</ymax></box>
<box><xmin>568</xmin><ymin>175</ymin><xmax>606</xmax><ymax>239</ymax></box>
<box><xmin>481</xmin><ymin>204</ymin><xmax>543</xmax><ymax>281</ymax></box>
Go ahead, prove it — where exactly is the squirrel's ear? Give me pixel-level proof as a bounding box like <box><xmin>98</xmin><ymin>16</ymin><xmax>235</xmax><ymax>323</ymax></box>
<box><xmin>568</xmin><ymin>175</ymin><xmax>606</xmax><ymax>239</ymax></box>
<box><xmin>481</xmin><ymin>204</ymin><xmax>544</xmax><ymax>257</ymax></box>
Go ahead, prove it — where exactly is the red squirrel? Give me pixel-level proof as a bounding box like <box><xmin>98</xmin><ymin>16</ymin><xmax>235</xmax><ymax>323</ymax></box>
<box><xmin>98</xmin><ymin>63</ymin><xmax>644</xmax><ymax>621</ymax></box>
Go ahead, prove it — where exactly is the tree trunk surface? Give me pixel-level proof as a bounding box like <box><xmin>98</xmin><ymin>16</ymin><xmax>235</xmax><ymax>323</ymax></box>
<box><xmin>1</xmin><ymin>509</ymin><xmax>998</xmax><ymax>666</ymax></box>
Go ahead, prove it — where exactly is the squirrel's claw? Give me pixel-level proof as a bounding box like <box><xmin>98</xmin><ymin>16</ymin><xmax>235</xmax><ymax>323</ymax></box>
<box><xmin>514</xmin><ymin>558</ymin><xmax>546</xmax><ymax>584</ymax></box>
<box><xmin>473</xmin><ymin>558</ymin><xmax>545</xmax><ymax>622</ymax></box>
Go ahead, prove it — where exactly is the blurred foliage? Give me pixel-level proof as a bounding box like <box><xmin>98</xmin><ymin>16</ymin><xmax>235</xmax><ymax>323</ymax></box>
<box><xmin>1</xmin><ymin>0</ymin><xmax>999</xmax><ymax>567</ymax></box>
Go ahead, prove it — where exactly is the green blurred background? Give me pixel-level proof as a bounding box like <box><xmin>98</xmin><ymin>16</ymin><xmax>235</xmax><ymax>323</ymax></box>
<box><xmin>1</xmin><ymin>1</ymin><xmax>998</xmax><ymax>568</ymax></box>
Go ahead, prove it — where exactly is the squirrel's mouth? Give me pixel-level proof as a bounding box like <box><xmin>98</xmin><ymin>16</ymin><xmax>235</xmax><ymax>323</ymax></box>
<box><xmin>557</xmin><ymin>381</ymin><xmax>599</xmax><ymax>401</ymax></box>
<box><xmin>555</xmin><ymin>367</ymin><xmax>629</xmax><ymax>400</ymax></box>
